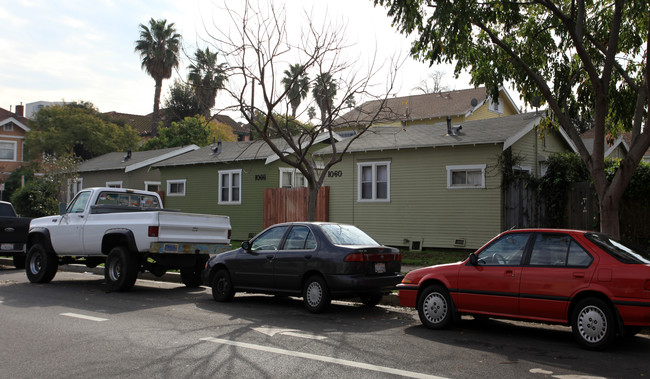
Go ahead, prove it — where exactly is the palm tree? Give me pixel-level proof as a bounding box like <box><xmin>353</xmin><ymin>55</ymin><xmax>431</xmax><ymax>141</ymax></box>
<box><xmin>281</xmin><ymin>64</ymin><xmax>309</xmax><ymax>118</ymax></box>
<box><xmin>312</xmin><ymin>72</ymin><xmax>337</xmax><ymax>124</ymax></box>
<box><xmin>134</xmin><ymin>18</ymin><xmax>181</xmax><ymax>135</ymax></box>
<box><xmin>187</xmin><ymin>48</ymin><xmax>228</xmax><ymax>119</ymax></box>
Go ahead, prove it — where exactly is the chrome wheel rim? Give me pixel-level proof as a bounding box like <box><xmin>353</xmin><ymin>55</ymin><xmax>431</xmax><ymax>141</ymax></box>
<box><xmin>306</xmin><ymin>281</ymin><xmax>322</xmax><ymax>308</ymax></box>
<box><xmin>108</xmin><ymin>259</ymin><xmax>121</xmax><ymax>281</ymax></box>
<box><xmin>577</xmin><ymin>305</ymin><xmax>607</xmax><ymax>343</ymax></box>
<box><xmin>422</xmin><ymin>292</ymin><xmax>447</xmax><ymax>324</ymax></box>
<box><xmin>29</xmin><ymin>253</ymin><xmax>42</xmax><ymax>274</ymax></box>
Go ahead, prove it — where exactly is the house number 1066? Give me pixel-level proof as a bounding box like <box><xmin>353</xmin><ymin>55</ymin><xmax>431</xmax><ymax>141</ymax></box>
<box><xmin>328</xmin><ymin>170</ymin><xmax>343</xmax><ymax>178</ymax></box>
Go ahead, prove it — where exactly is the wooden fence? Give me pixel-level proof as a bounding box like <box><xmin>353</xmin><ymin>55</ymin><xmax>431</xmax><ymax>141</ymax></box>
<box><xmin>263</xmin><ymin>187</ymin><xmax>329</xmax><ymax>228</ymax></box>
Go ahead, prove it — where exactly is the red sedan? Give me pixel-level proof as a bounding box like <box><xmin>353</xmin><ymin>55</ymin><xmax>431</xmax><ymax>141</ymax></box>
<box><xmin>398</xmin><ymin>229</ymin><xmax>650</xmax><ymax>350</ymax></box>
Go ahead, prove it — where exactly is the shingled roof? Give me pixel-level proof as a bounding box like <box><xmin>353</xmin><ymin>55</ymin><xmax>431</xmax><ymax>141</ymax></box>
<box><xmin>78</xmin><ymin>145</ymin><xmax>199</xmax><ymax>173</ymax></box>
<box><xmin>102</xmin><ymin>111</ymin><xmax>153</xmax><ymax>136</ymax></box>
<box><xmin>318</xmin><ymin>112</ymin><xmax>576</xmax><ymax>154</ymax></box>
<box><xmin>0</xmin><ymin>107</ymin><xmax>30</xmax><ymax>131</ymax></box>
<box><xmin>334</xmin><ymin>87</ymin><xmax>494</xmax><ymax>127</ymax></box>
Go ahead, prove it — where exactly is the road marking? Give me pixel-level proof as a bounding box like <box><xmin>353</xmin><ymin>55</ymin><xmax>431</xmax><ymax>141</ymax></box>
<box><xmin>60</xmin><ymin>312</ymin><xmax>108</xmax><ymax>322</ymax></box>
<box><xmin>200</xmin><ymin>337</ymin><xmax>446</xmax><ymax>379</ymax></box>
<box><xmin>253</xmin><ymin>327</ymin><xmax>328</xmax><ymax>340</ymax></box>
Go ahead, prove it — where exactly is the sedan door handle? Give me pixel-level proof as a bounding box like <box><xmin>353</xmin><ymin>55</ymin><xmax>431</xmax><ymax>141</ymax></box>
<box><xmin>504</xmin><ymin>270</ymin><xmax>515</xmax><ymax>277</ymax></box>
<box><xmin>266</xmin><ymin>255</ymin><xmax>274</xmax><ymax>261</ymax></box>
<box><xmin>573</xmin><ymin>272</ymin><xmax>585</xmax><ymax>278</ymax></box>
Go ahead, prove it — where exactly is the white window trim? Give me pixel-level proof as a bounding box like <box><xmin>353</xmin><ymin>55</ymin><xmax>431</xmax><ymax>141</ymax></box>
<box><xmin>513</xmin><ymin>166</ymin><xmax>532</xmax><ymax>174</ymax></box>
<box><xmin>279</xmin><ymin>167</ymin><xmax>307</xmax><ymax>188</ymax></box>
<box><xmin>4</xmin><ymin>124</ymin><xmax>13</xmax><ymax>131</ymax></box>
<box><xmin>357</xmin><ymin>161</ymin><xmax>391</xmax><ymax>202</ymax></box>
<box><xmin>446</xmin><ymin>164</ymin><xmax>486</xmax><ymax>189</ymax></box>
<box><xmin>167</xmin><ymin>179</ymin><xmax>186</xmax><ymax>197</ymax></box>
<box><xmin>106</xmin><ymin>181</ymin><xmax>123</xmax><ymax>188</ymax></box>
<box><xmin>145</xmin><ymin>181</ymin><xmax>161</xmax><ymax>192</ymax></box>
<box><xmin>0</xmin><ymin>140</ymin><xmax>17</xmax><ymax>161</ymax></box>
<box><xmin>218</xmin><ymin>169</ymin><xmax>242</xmax><ymax>205</ymax></box>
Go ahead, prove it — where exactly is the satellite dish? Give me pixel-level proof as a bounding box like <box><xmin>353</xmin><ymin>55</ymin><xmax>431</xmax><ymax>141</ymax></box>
<box><xmin>470</xmin><ymin>98</ymin><xmax>478</xmax><ymax>107</ymax></box>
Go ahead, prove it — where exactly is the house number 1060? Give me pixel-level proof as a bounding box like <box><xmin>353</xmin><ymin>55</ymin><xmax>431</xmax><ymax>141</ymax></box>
<box><xmin>328</xmin><ymin>170</ymin><xmax>343</xmax><ymax>178</ymax></box>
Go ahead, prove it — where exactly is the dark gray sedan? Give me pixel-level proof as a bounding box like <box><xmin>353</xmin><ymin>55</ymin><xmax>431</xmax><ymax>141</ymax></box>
<box><xmin>202</xmin><ymin>222</ymin><xmax>403</xmax><ymax>313</ymax></box>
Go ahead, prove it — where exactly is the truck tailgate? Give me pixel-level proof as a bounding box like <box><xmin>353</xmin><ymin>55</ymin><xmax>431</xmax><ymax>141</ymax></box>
<box><xmin>156</xmin><ymin>211</ymin><xmax>230</xmax><ymax>244</ymax></box>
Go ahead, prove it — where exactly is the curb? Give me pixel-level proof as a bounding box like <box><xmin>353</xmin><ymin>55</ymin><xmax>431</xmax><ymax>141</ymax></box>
<box><xmin>0</xmin><ymin>257</ymin><xmax>402</xmax><ymax>306</ymax></box>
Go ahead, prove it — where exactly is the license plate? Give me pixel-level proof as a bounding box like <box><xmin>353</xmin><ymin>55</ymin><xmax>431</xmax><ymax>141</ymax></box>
<box><xmin>374</xmin><ymin>262</ymin><xmax>386</xmax><ymax>274</ymax></box>
<box><xmin>1</xmin><ymin>243</ymin><xmax>13</xmax><ymax>250</ymax></box>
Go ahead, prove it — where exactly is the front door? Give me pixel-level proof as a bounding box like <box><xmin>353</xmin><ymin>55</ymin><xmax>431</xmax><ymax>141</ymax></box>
<box><xmin>229</xmin><ymin>225</ymin><xmax>289</xmax><ymax>289</ymax></box>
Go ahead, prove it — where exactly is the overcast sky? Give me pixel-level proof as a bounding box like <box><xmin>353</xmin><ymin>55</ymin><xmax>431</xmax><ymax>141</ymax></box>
<box><xmin>0</xmin><ymin>0</ymin><xmax>480</xmax><ymax>121</ymax></box>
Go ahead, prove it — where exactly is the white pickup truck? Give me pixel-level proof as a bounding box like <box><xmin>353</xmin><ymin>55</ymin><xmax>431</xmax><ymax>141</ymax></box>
<box><xmin>26</xmin><ymin>187</ymin><xmax>231</xmax><ymax>292</ymax></box>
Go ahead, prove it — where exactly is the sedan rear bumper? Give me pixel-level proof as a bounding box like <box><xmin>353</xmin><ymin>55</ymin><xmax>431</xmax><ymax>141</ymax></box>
<box><xmin>326</xmin><ymin>273</ymin><xmax>403</xmax><ymax>297</ymax></box>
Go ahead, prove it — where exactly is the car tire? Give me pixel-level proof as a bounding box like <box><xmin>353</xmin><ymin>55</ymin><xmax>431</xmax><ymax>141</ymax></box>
<box><xmin>105</xmin><ymin>246</ymin><xmax>139</xmax><ymax>292</ymax></box>
<box><xmin>211</xmin><ymin>269</ymin><xmax>235</xmax><ymax>302</ymax></box>
<box><xmin>303</xmin><ymin>275</ymin><xmax>331</xmax><ymax>313</ymax></box>
<box><xmin>13</xmin><ymin>255</ymin><xmax>26</xmax><ymax>269</ymax></box>
<box><xmin>571</xmin><ymin>297</ymin><xmax>616</xmax><ymax>350</ymax></box>
<box><xmin>417</xmin><ymin>284</ymin><xmax>455</xmax><ymax>329</ymax></box>
<box><xmin>180</xmin><ymin>256</ymin><xmax>207</xmax><ymax>288</ymax></box>
<box><xmin>25</xmin><ymin>243</ymin><xmax>58</xmax><ymax>283</ymax></box>
<box><xmin>359</xmin><ymin>292</ymin><xmax>383</xmax><ymax>307</ymax></box>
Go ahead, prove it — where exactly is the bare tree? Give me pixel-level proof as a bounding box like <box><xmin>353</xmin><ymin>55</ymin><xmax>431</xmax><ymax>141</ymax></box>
<box><xmin>412</xmin><ymin>70</ymin><xmax>449</xmax><ymax>94</ymax></box>
<box><xmin>208</xmin><ymin>1</ymin><xmax>400</xmax><ymax>221</ymax></box>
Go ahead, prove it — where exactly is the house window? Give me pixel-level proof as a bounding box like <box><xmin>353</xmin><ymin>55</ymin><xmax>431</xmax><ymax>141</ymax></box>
<box><xmin>447</xmin><ymin>164</ymin><xmax>486</xmax><ymax>189</ymax></box>
<box><xmin>0</xmin><ymin>141</ymin><xmax>16</xmax><ymax>161</ymax></box>
<box><xmin>357</xmin><ymin>161</ymin><xmax>390</xmax><ymax>202</ymax></box>
<box><xmin>489</xmin><ymin>96</ymin><xmax>504</xmax><ymax>114</ymax></box>
<box><xmin>106</xmin><ymin>181</ymin><xmax>123</xmax><ymax>188</ymax></box>
<box><xmin>145</xmin><ymin>181</ymin><xmax>161</xmax><ymax>192</ymax></box>
<box><xmin>167</xmin><ymin>179</ymin><xmax>186</xmax><ymax>197</ymax></box>
<box><xmin>219</xmin><ymin>169</ymin><xmax>241</xmax><ymax>204</ymax></box>
<box><xmin>4</xmin><ymin>123</ymin><xmax>14</xmax><ymax>131</ymax></box>
<box><xmin>279</xmin><ymin>168</ymin><xmax>307</xmax><ymax>188</ymax></box>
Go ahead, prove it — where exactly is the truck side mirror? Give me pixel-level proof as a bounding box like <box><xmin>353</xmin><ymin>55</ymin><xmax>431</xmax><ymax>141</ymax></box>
<box><xmin>58</xmin><ymin>203</ymin><xmax>67</xmax><ymax>215</ymax></box>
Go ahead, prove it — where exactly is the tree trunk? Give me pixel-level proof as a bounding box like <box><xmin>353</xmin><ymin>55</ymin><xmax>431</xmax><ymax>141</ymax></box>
<box><xmin>307</xmin><ymin>183</ymin><xmax>320</xmax><ymax>222</ymax></box>
<box><xmin>599</xmin><ymin>193</ymin><xmax>621</xmax><ymax>239</ymax></box>
<box><xmin>152</xmin><ymin>78</ymin><xmax>163</xmax><ymax>136</ymax></box>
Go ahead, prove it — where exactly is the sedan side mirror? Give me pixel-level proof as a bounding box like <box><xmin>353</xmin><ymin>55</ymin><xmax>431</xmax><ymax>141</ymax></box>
<box><xmin>468</xmin><ymin>253</ymin><xmax>478</xmax><ymax>265</ymax></box>
<box><xmin>241</xmin><ymin>241</ymin><xmax>251</xmax><ymax>251</ymax></box>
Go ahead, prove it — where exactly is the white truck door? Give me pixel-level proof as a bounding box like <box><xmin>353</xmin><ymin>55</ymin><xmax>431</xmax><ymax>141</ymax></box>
<box><xmin>50</xmin><ymin>191</ymin><xmax>91</xmax><ymax>255</ymax></box>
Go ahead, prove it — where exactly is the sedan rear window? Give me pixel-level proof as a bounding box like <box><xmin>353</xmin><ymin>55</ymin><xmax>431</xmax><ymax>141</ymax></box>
<box><xmin>321</xmin><ymin>224</ymin><xmax>379</xmax><ymax>246</ymax></box>
<box><xmin>586</xmin><ymin>233</ymin><xmax>650</xmax><ymax>264</ymax></box>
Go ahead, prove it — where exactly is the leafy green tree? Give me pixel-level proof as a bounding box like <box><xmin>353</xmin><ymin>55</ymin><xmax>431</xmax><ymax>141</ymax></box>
<box><xmin>26</xmin><ymin>103</ymin><xmax>141</xmax><ymax>160</ymax></box>
<box><xmin>140</xmin><ymin>115</ymin><xmax>235</xmax><ymax>150</ymax></box>
<box><xmin>188</xmin><ymin>48</ymin><xmax>228</xmax><ymax>119</ymax></box>
<box><xmin>135</xmin><ymin>18</ymin><xmax>182</xmax><ymax>135</ymax></box>
<box><xmin>281</xmin><ymin>64</ymin><xmax>310</xmax><ymax>117</ymax></box>
<box><xmin>2</xmin><ymin>165</ymin><xmax>36</xmax><ymax>202</ymax></box>
<box><xmin>10</xmin><ymin>179</ymin><xmax>59</xmax><ymax>218</ymax></box>
<box><xmin>312</xmin><ymin>72</ymin><xmax>337</xmax><ymax>124</ymax></box>
<box><xmin>377</xmin><ymin>0</ymin><xmax>650</xmax><ymax>238</ymax></box>
<box><xmin>164</xmin><ymin>79</ymin><xmax>202</xmax><ymax>123</ymax></box>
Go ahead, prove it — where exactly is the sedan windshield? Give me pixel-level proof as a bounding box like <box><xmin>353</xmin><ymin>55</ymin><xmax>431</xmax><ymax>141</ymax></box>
<box><xmin>586</xmin><ymin>233</ymin><xmax>650</xmax><ymax>264</ymax></box>
<box><xmin>321</xmin><ymin>224</ymin><xmax>379</xmax><ymax>246</ymax></box>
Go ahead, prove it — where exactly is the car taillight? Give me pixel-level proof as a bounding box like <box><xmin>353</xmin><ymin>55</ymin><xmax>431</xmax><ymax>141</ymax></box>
<box><xmin>345</xmin><ymin>253</ymin><xmax>365</xmax><ymax>262</ymax></box>
<box><xmin>148</xmin><ymin>226</ymin><xmax>159</xmax><ymax>237</ymax></box>
<box><xmin>228</xmin><ymin>229</ymin><xmax>232</xmax><ymax>240</ymax></box>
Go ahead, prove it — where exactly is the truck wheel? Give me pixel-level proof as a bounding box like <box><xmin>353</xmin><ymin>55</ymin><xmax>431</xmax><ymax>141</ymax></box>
<box><xmin>180</xmin><ymin>255</ymin><xmax>207</xmax><ymax>288</ymax></box>
<box><xmin>303</xmin><ymin>275</ymin><xmax>331</xmax><ymax>313</ymax></box>
<box><xmin>212</xmin><ymin>269</ymin><xmax>235</xmax><ymax>302</ymax></box>
<box><xmin>105</xmin><ymin>246</ymin><xmax>139</xmax><ymax>292</ymax></box>
<box><xmin>13</xmin><ymin>255</ymin><xmax>26</xmax><ymax>269</ymax></box>
<box><xmin>25</xmin><ymin>244</ymin><xmax>58</xmax><ymax>283</ymax></box>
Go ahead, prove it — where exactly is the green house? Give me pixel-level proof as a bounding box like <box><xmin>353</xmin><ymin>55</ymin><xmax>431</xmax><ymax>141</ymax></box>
<box><xmin>153</xmin><ymin>134</ymin><xmax>341</xmax><ymax>241</ymax></box>
<box><xmin>317</xmin><ymin>112</ymin><xmax>577</xmax><ymax>250</ymax></box>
